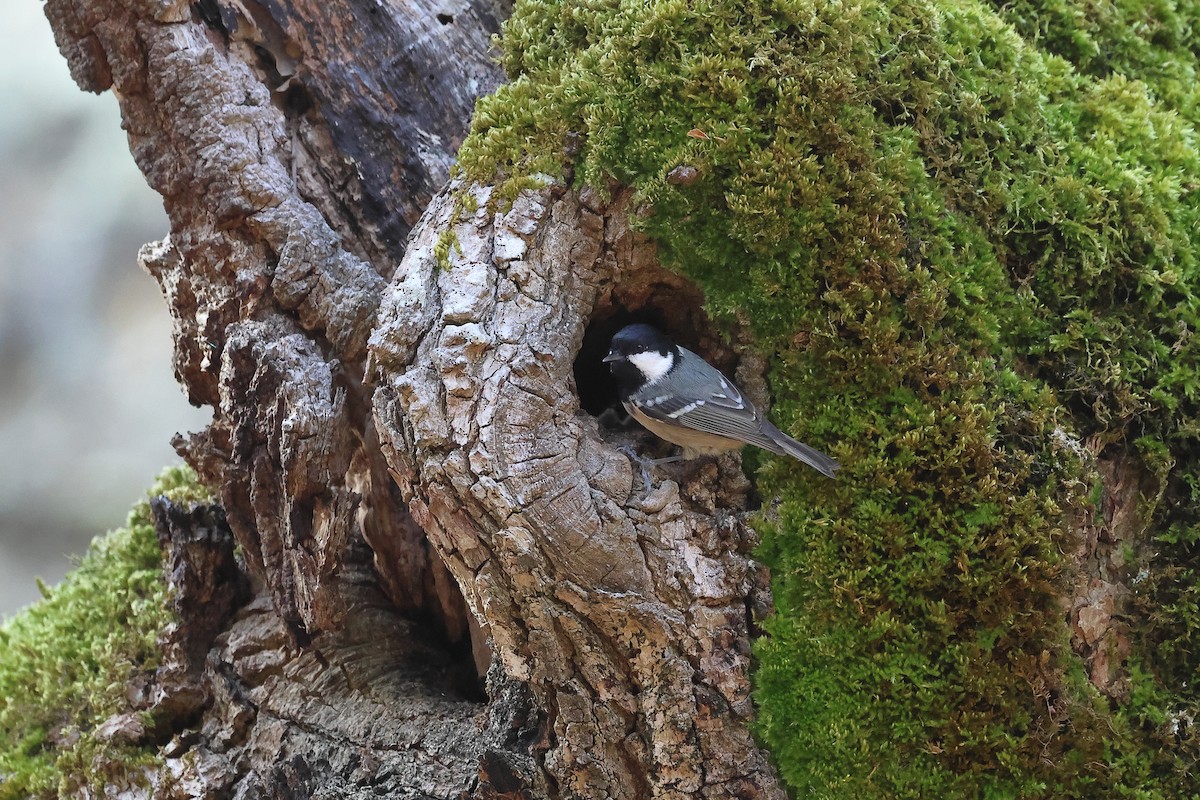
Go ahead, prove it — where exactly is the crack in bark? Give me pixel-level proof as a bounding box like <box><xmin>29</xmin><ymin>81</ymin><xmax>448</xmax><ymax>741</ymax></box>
<box><xmin>146</xmin><ymin>580</ymin><xmax>536</xmax><ymax>799</ymax></box>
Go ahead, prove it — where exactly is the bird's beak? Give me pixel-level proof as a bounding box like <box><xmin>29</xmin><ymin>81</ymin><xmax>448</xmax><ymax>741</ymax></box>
<box><xmin>602</xmin><ymin>350</ymin><xmax>621</xmax><ymax>363</ymax></box>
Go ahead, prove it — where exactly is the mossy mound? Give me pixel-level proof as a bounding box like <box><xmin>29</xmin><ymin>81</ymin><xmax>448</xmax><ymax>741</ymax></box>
<box><xmin>0</xmin><ymin>467</ymin><xmax>208</xmax><ymax>799</ymax></box>
<box><xmin>459</xmin><ymin>0</ymin><xmax>1200</xmax><ymax>795</ymax></box>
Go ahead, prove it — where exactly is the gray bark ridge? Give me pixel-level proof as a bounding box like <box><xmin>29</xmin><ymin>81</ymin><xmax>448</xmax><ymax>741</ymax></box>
<box><xmin>371</xmin><ymin>182</ymin><xmax>786</xmax><ymax>800</ymax></box>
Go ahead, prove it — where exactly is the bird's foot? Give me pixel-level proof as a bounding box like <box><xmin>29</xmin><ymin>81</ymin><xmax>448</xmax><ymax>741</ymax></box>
<box><xmin>618</xmin><ymin>446</ymin><xmax>686</xmax><ymax>491</ymax></box>
<box><xmin>618</xmin><ymin>444</ymin><xmax>654</xmax><ymax>489</ymax></box>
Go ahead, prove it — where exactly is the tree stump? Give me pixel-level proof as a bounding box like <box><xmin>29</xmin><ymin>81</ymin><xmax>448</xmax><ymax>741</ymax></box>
<box><xmin>43</xmin><ymin>0</ymin><xmax>786</xmax><ymax>795</ymax></box>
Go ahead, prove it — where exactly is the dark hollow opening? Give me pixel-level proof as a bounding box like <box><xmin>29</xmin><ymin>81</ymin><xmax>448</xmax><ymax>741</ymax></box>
<box><xmin>575</xmin><ymin>306</ymin><xmax>670</xmax><ymax>419</ymax></box>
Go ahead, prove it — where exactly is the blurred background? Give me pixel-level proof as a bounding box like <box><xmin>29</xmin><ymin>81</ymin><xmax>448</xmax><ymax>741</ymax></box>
<box><xmin>0</xmin><ymin>5</ymin><xmax>211</xmax><ymax>616</ymax></box>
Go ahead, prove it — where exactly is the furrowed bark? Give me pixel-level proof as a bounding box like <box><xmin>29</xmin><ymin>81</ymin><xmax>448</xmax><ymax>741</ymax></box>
<box><xmin>136</xmin><ymin>494</ymin><xmax>538</xmax><ymax>799</ymax></box>
<box><xmin>45</xmin><ymin>0</ymin><xmax>522</xmax><ymax>793</ymax></box>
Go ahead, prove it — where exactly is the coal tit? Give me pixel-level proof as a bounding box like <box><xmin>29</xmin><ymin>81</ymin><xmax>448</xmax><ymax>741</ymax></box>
<box><xmin>603</xmin><ymin>324</ymin><xmax>839</xmax><ymax>478</ymax></box>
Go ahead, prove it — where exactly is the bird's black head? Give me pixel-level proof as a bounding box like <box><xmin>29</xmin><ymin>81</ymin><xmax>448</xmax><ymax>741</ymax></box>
<box><xmin>603</xmin><ymin>324</ymin><xmax>678</xmax><ymax>394</ymax></box>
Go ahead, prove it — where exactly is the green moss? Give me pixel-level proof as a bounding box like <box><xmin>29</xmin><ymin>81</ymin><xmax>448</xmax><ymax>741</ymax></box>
<box><xmin>460</xmin><ymin>0</ymin><xmax>1200</xmax><ymax>794</ymax></box>
<box><xmin>434</xmin><ymin>225</ymin><xmax>462</xmax><ymax>269</ymax></box>
<box><xmin>0</xmin><ymin>466</ymin><xmax>209</xmax><ymax>799</ymax></box>
<box><xmin>990</xmin><ymin>0</ymin><xmax>1200</xmax><ymax>121</ymax></box>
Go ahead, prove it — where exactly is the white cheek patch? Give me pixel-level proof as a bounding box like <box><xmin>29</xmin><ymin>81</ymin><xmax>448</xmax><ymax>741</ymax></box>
<box><xmin>628</xmin><ymin>350</ymin><xmax>674</xmax><ymax>384</ymax></box>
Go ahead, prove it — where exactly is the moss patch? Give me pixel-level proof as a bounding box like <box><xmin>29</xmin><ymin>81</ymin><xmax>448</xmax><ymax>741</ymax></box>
<box><xmin>0</xmin><ymin>467</ymin><xmax>209</xmax><ymax>799</ymax></box>
<box><xmin>460</xmin><ymin>0</ymin><xmax>1200</xmax><ymax>795</ymax></box>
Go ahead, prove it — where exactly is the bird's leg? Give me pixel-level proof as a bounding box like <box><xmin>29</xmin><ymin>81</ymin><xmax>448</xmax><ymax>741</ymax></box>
<box><xmin>617</xmin><ymin>446</ymin><xmax>685</xmax><ymax>490</ymax></box>
<box><xmin>618</xmin><ymin>444</ymin><xmax>654</xmax><ymax>489</ymax></box>
<box><xmin>622</xmin><ymin>447</ymin><xmax>685</xmax><ymax>487</ymax></box>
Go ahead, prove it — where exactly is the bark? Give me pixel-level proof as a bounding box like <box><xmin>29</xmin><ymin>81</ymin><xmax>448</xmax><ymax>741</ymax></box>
<box><xmin>44</xmin><ymin>0</ymin><xmax>786</xmax><ymax>795</ymax></box>
<box><xmin>47</xmin><ymin>0</ymin><xmax>507</xmax><ymax>644</ymax></box>
<box><xmin>1066</xmin><ymin>444</ymin><xmax>1163</xmax><ymax>702</ymax></box>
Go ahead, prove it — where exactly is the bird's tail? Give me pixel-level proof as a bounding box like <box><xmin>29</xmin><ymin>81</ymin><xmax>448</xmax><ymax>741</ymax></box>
<box><xmin>761</xmin><ymin>421</ymin><xmax>840</xmax><ymax>478</ymax></box>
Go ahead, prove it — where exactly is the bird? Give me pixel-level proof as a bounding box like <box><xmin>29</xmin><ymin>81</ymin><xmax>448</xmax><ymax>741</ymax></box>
<box><xmin>602</xmin><ymin>323</ymin><xmax>839</xmax><ymax>478</ymax></box>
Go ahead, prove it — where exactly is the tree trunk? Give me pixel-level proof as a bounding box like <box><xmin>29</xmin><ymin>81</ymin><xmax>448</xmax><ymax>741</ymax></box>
<box><xmin>370</xmin><ymin>182</ymin><xmax>783</xmax><ymax>798</ymax></box>
<box><xmin>44</xmin><ymin>0</ymin><xmax>785</xmax><ymax>796</ymax></box>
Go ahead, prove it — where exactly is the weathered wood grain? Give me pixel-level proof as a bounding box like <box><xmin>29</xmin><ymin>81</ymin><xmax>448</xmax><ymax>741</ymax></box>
<box><xmin>45</xmin><ymin>0</ymin><xmax>505</xmax><ymax>641</ymax></box>
<box><xmin>140</xmin><ymin>496</ymin><xmax>538</xmax><ymax>798</ymax></box>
